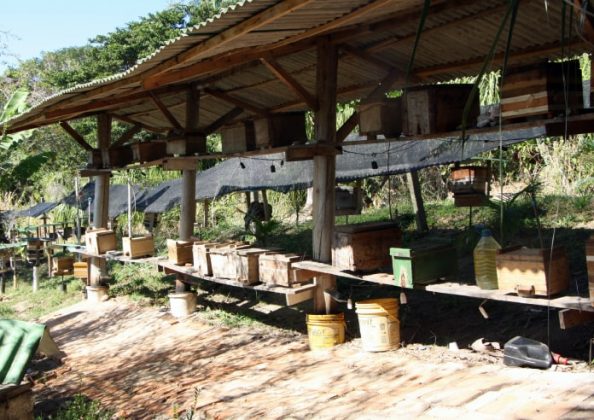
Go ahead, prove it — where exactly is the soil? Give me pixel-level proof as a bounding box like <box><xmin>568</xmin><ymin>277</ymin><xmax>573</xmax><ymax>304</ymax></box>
<box><xmin>32</xmin><ymin>279</ymin><xmax>594</xmax><ymax>419</ymax></box>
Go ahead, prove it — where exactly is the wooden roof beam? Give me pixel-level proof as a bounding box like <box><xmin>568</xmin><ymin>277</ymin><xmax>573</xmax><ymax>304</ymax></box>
<box><xmin>341</xmin><ymin>44</ymin><xmax>395</xmax><ymax>72</ymax></box>
<box><xmin>204</xmin><ymin>107</ymin><xmax>244</xmax><ymax>135</ymax></box>
<box><xmin>111</xmin><ymin>114</ymin><xmax>168</xmax><ymax>133</ymax></box>
<box><xmin>110</xmin><ymin>124</ymin><xmax>142</xmax><ymax>149</ymax></box>
<box><xmin>59</xmin><ymin>121</ymin><xmax>94</xmax><ymax>151</ymax></box>
<box><xmin>260</xmin><ymin>55</ymin><xmax>317</xmax><ymax>110</ymax></box>
<box><xmin>575</xmin><ymin>0</ymin><xmax>594</xmax><ymax>44</ymax></box>
<box><xmin>204</xmin><ymin>88</ymin><xmax>269</xmax><ymax>117</ymax></box>
<box><xmin>149</xmin><ymin>92</ymin><xmax>184</xmax><ymax>131</ymax></box>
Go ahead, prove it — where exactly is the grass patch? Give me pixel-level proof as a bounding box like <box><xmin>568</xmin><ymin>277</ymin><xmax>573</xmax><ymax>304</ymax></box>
<box><xmin>199</xmin><ymin>307</ymin><xmax>260</xmax><ymax>328</ymax></box>
<box><xmin>40</xmin><ymin>394</ymin><xmax>115</xmax><ymax>420</ymax></box>
<box><xmin>108</xmin><ymin>262</ymin><xmax>171</xmax><ymax>306</ymax></box>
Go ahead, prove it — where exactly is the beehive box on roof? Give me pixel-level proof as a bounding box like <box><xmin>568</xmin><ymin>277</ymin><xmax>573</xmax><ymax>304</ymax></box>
<box><xmin>403</xmin><ymin>84</ymin><xmax>479</xmax><ymax>135</ymax></box>
<box><xmin>221</xmin><ymin>121</ymin><xmax>255</xmax><ymax>153</ymax></box>
<box><xmin>496</xmin><ymin>247</ymin><xmax>570</xmax><ymax>296</ymax></box>
<box><xmin>358</xmin><ymin>98</ymin><xmax>402</xmax><ymax>137</ymax></box>
<box><xmin>254</xmin><ymin>112</ymin><xmax>307</xmax><ymax>148</ymax></box>
<box><xmin>167</xmin><ymin>239</ymin><xmax>193</xmax><ymax>265</ymax></box>
<box><xmin>332</xmin><ymin>222</ymin><xmax>402</xmax><ymax>272</ymax></box>
<box><xmin>501</xmin><ymin>60</ymin><xmax>583</xmax><ymax>121</ymax></box>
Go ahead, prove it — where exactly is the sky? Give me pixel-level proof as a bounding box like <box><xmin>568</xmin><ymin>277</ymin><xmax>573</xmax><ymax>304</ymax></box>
<box><xmin>0</xmin><ymin>0</ymin><xmax>175</xmax><ymax>70</ymax></box>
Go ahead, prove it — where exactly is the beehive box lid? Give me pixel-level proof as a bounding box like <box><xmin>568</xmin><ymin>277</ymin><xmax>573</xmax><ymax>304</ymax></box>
<box><xmin>334</xmin><ymin>221</ymin><xmax>400</xmax><ymax>234</ymax></box>
<box><xmin>497</xmin><ymin>246</ymin><xmax>565</xmax><ymax>261</ymax></box>
<box><xmin>236</xmin><ymin>247</ymin><xmax>272</xmax><ymax>256</ymax></box>
<box><xmin>390</xmin><ymin>240</ymin><xmax>454</xmax><ymax>258</ymax></box>
<box><xmin>259</xmin><ymin>253</ymin><xmax>301</xmax><ymax>262</ymax></box>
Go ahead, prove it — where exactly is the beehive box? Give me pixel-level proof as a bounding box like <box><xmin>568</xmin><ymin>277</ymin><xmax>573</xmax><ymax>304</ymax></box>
<box><xmin>52</xmin><ymin>256</ymin><xmax>74</xmax><ymax>273</ymax></box>
<box><xmin>254</xmin><ymin>112</ymin><xmax>307</xmax><ymax>148</ymax></box>
<box><xmin>233</xmin><ymin>248</ymin><xmax>271</xmax><ymax>285</ymax></box>
<box><xmin>587</xmin><ymin>235</ymin><xmax>594</xmax><ymax>307</ymax></box>
<box><xmin>210</xmin><ymin>243</ymin><xmax>250</xmax><ymax>279</ymax></box>
<box><xmin>85</xmin><ymin>229</ymin><xmax>117</xmax><ymax>255</ymax></box>
<box><xmin>166</xmin><ymin>136</ymin><xmax>206</xmax><ymax>156</ymax></box>
<box><xmin>131</xmin><ymin>141</ymin><xmax>167</xmax><ymax>162</ymax></box>
<box><xmin>501</xmin><ymin>60</ymin><xmax>583</xmax><ymax>121</ymax></box>
<box><xmin>449</xmin><ymin>166</ymin><xmax>489</xmax><ymax>195</ymax></box>
<box><xmin>390</xmin><ymin>241</ymin><xmax>457</xmax><ymax>288</ymax></box>
<box><xmin>73</xmin><ymin>261</ymin><xmax>88</xmax><ymax>280</ymax></box>
<box><xmin>259</xmin><ymin>253</ymin><xmax>303</xmax><ymax>287</ymax></box>
<box><xmin>332</xmin><ymin>222</ymin><xmax>402</xmax><ymax>272</ymax></box>
<box><xmin>192</xmin><ymin>241</ymin><xmax>217</xmax><ymax>276</ymax></box>
<box><xmin>122</xmin><ymin>236</ymin><xmax>154</xmax><ymax>259</ymax></box>
<box><xmin>358</xmin><ymin>98</ymin><xmax>402</xmax><ymax>137</ymax></box>
<box><xmin>167</xmin><ymin>239</ymin><xmax>193</xmax><ymax>265</ymax></box>
<box><xmin>496</xmin><ymin>247</ymin><xmax>570</xmax><ymax>296</ymax></box>
<box><xmin>403</xmin><ymin>84</ymin><xmax>479</xmax><ymax>135</ymax></box>
<box><xmin>221</xmin><ymin>121</ymin><xmax>255</xmax><ymax>153</ymax></box>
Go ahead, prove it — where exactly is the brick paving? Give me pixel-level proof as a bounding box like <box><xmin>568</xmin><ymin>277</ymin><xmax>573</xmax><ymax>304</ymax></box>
<box><xmin>34</xmin><ymin>299</ymin><xmax>594</xmax><ymax>419</ymax></box>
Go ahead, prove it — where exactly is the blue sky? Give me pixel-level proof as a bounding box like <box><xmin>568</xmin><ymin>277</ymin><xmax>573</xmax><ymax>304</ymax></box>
<box><xmin>0</xmin><ymin>0</ymin><xmax>173</xmax><ymax>70</ymax></box>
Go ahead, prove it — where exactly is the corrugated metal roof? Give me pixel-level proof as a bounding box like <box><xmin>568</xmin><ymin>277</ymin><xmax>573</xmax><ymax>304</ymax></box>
<box><xmin>3</xmin><ymin>0</ymin><xmax>588</xmax><ymax>135</ymax></box>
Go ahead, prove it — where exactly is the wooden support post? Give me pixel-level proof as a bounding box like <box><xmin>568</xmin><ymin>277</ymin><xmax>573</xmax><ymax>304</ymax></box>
<box><xmin>406</xmin><ymin>170</ymin><xmax>428</xmax><ymax>232</ymax></box>
<box><xmin>312</xmin><ymin>38</ymin><xmax>338</xmax><ymax>314</ymax></box>
<box><xmin>261</xmin><ymin>190</ymin><xmax>270</xmax><ymax>221</ymax></box>
<box><xmin>10</xmin><ymin>257</ymin><xmax>16</xmax><ymax>289</ymax></box>
<box><xmin>32</xmin><ymin>266</ymin><xmax>38</xmax><ymax>292</ymax></box>
<box><xmin>0</xmin><ymin>274</ymin><xmax>4</xmax><ymax>294</ymax></box>
<box><xmin>203</xmin><ymin>200</ymin><xmax>210</xmax><ymax>228</ymax></box>
<box><xmin>245</xmin><ymin>192</ymin><xmax>251</xmax><ymax>211</ymax></box>
<box><xmin>90</xmin><ymin>114</ymin><xmax>111</xmax><ymax>287</ymax></box>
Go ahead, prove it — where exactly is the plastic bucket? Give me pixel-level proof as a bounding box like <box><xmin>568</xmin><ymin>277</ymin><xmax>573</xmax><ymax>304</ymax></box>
<box><xmin>169</xmin><ymin>292</ymin><xmax>197</xmax><ymax>317</ymax></box>
<box><xmin>356</xmin><ymin>298</ymin><xmax>400</xmax><ymax>352</ymax></box>
<box><xmin>306</xmin><ymin>313</ymin><xmax>346</xmax><ymax>350</ymax></box>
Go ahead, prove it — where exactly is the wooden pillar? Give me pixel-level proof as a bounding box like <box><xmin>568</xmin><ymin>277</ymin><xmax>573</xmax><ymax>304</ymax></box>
<box><xmin>406</xmin><ymin>170</ymin><xmax>428</xmax><ymax>232</ymax></box>
<box><xmin>244</xmin><ymin>192</ymin><xmax>251</xmax><ymax>211</ymax></box>
<box><xmin>312</xmin><ymin>38</ymin><xmax>338</xmax><ymax>314</ymax></box>
<box><xmin>203</xmin><ymin>200</ymin><xmax>210</xmax><ymax>228</ymax></box>
<box><xmin>90</xmin><ymin>114</ymin><xmax>111</xmax><ymax>287</ymax></box>
<box><xmin>177</xmin><ymin>86</ymin><xmax>200</xmax><ymax>292</ymax></box>
<box><xmin>261</xmin><ymin>190</ymin><xmax>270</xmax><ymax>221</ymax></box>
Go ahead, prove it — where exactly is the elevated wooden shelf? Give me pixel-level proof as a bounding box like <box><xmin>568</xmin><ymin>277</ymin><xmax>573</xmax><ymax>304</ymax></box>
<box><xmin>158</xmin><ymin>260</ymin><xmax>316</xmax><ymax>306</ymax></box>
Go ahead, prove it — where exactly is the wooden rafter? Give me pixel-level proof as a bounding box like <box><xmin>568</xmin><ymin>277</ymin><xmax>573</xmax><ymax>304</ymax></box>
<box><xmin>204</xmin><ymin>107</ymin><xmax>243</xmax><ymax>135</ymax></box>
<box><xmin>149</xmin><ymin>92</ymin><xmax>183</xmax><ymax>130</ymax></box>
<box><xmin>111</xmin><ymin>114</ymin><xmax>167</xmax><ymax>133</ymax></box>
<box><xmin>337</xmin><ymin>112</ymin><xmax>359</xmax><ymax>143</ymax></box>
<box><xmin>59</xmin><ymin>122</ymin><xmax>94</xmax><ymax>151</ymax></box>
<box><xmin>110</xmin><ymin>124</ymin><xmax>142</xmax><ymax>149</ymax></box>
<box><xmin>260</xmin><ymin>55</ymin><xmax>317</xmax><ymax>110</ymax></box>
<box><xmin>341</xmin><ymin>44</ymin><xmax>395</xmax><ymax>72</ymax></box>
<box><xmin>575</xmin><ymin>0</ymin><xmax>594</xmax><ymax>44</ymax></box>
<box><xmin>204</xmin><ymin>88</ymin><xmax>269</xmax><ymax>116</ymax></box>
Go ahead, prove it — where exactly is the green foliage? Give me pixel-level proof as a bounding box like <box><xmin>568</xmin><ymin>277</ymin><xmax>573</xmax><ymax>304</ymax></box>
<box><xmin>109</xmin><ymin>262</ymin><xmax>171</xmax><ymax>305</ymax></box>
<box><xmin>42</xmin><ymin>394</ymin><xmax>115</xmax><ymax>420</ymax></box>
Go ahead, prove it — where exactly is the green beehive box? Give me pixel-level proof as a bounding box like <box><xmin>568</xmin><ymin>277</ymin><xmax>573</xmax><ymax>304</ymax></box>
<box><xmin>390</xmin><ymin>241</ymin><xmax>457</xmax><ymax>288</ymax></box>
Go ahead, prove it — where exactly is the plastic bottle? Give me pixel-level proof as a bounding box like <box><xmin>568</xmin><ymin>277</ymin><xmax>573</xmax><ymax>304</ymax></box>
<box><xmin>473</xmin><ymin>228</ymin><xmax>501</xmax><ymax>289</ymax></box>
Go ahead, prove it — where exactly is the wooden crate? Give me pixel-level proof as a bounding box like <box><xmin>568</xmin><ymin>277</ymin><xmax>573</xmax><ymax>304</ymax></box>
<box><xmin>221</xmin><ymin>121</ymin><xmax>255</xmax><ymax>153</ymax></box>
<box><xmin>122</xmin><ymin>236</ymin><xmax>154</xmax><ymax>259</ymax></box>
<box><xmin>109</xmin><ymin>145</ymin><xmax>134</xmax><ymax>167</ymax></box>
<box><xmin>332</xmin><ymin>221</ymin><xmax>402</xmax><ymax>272</ymax></box>
<box><xmin>233</xmin><ymin>248</ymin><xmax>270</xmax><ymax>285</ymax></box>
<box><xmin>166</xmin><ymin>136</ymin><xmax>206</xmax><ymax>156</ymax></box>
<box><xmin>259</xmin><ymin>253</ymin><xmax>303</xmax><ymax>287</ymax></box>
<box><xmin>131</xmin><ymin>141</ymin><xmax>166</xmax><ymax>163</ymax></box>
<box><xmin>585</xmin><ymin>235</ymin><xmax>594</xmax><ymax>307</ymax></box>
<box><xmin>85</xmin><ymin>229</ymin><xmax>117</xmax><ymax>255</ymax></box>
<box><xmin>358</xmin><ymin>98</ymin><xmax>402</xmax><ymax>137</ymax></box>
<box><xmin>253</xmin><ymin>112</ymin><xmax>307</xmax><ymax>148</ymax></box>
<box><xmin>496</xmin><ymin>247</ymin><xmax>570</xmax><ymax>296</ymax></box>
<box><xmin>449</xmin><ymin>166</ymin><xmax>489</xmax><ymax>195</ymax></box>
<box><xmin>335</xmin><ymin>185</ymin><xmax>362</xmax><ymax>216</ymax></box>
<box><xmin>167</xmin><ymin>239</ymin><xmax>194</xmax><ymax>265</ymax></box>
<box><xmin>403</xmin><ymin>84</ymin><xmax>479</xmax><ymax>135</ymax></box>
<box><xmin>73</xmin><ymin>261</ymin><xmax>88</xmax><ymax>279</ymax></box>
<box><xmin>192</xmin><ymin>241</ymin><xmax>223</xmax><ymax>276</ymax></box>
<box><xmin>501</xmin><ymin>60</ymin><xmax>583</xmax><ymax>121</ymax></box>
<box><xmin>390</xmin><ymin>241</ymin><xmax>457</xmax><ymax>288</ymax></box>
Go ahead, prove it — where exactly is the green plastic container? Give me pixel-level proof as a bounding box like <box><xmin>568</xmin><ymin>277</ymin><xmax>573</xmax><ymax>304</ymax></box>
<box><xmin>390</xmin><ymin>241</ymin><xmax>457</xmax><ymax>288</ymax></box>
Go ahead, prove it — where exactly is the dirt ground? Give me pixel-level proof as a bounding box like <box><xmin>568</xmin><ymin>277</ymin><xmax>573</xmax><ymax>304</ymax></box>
<box><xmin>32</xmin><ymin>288</ymin><xmax>594</xmax><ymax>419</ymax></box>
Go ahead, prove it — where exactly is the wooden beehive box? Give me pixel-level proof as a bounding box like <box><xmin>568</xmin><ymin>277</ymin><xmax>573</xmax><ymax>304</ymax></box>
<box><xmin>501</xmin><ymin>60</ymin><xmax>583</xmax><ymax>121</ymax></box>
<box><xmin>73</xmin><ymin>261</ymin><xmax>88</xmax><ymax>279</ymax></box>
<box><xmin>108</xmin><ymin>145</ymin><xmax>134</xmax><ymax>168</ymax></box>
<box><xmin>586</xmin><ymin>235</ymin><xmax>594</xmax><ymax>307</ymax></box>
<box><xmin>403</xmin><ymin>84</ymin><xmax>479</xmax><ymax>135</ymax></box>
<box><xmin>332</xmin><ymin>221</ymin><xmax>402</xmax><ymax>272</ymax></box>
<box><xmin>496</xmin><ymin>247</ymin><xmax>570</xmax><ymax>296</ymax></box>
<box><xmin>358</xmin><ymin>98</ymin><xmax>402</xmax><ymax>137</ymax></box>
<box><xmin>167</xmin><ymin>239</ymin><xmax>193</xmax><ymax>265</ymax></box>
<box><xmin>166</xmin><ymin>135</ymin><xmax>206</xmax><ymax>156</ymax></box>
<box><xmin>210</xmin><ymin>243</ymin><xmax>250</xmax><ymax>280</ymax></box>
<box><xmin>192</xmin><ymin>241</ymin><xmax>218</xmax><ymax>276</ymax></box>
<box><xmin>131</xmin><ymin>141</ymin><xmax>167</xmax><ymax>163</ymax></box>
<box><xmin>26</xmin><ymin>238</ymin><xmax>42</xmax><ymax>251</ymax></box>
<box><xmin>122</xmin><ymin>236</ymin><xmax>154</xmax><ymax>259</ymax></box>
<box><xmin>85</xmin><ymin>229</ymin><xmax>117</xmax><ymax>255</ymax></box>
<box><xmin>390</xmin><ymin>241</ymin><xmax>457</xmax><ymax>288</ymax></box>
<box><xmin>221</xmin><ymin>121</ymin><xmax>255</xmax><ymax>153</ymax></box>
<box><xmin>253</xmin><ymin>112</ymin><xmax>307</xmax><ymax>149</ymax></box>
<box><xmin>52</xmin><ymin>256</ymin><xmax>74</xmax><ymax>273</ymax></box>
<box><xmin>233</xmin><ymin>248</ymin><xmax>271</xmax><ymax>285</ymax></box>
<box><xmin>258</xmin><ymin>253</ymin><xmax>303</xmax><ymax>287</ymax></box>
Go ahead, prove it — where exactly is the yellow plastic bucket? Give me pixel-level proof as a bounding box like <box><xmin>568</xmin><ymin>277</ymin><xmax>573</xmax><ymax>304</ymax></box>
<box><xmin>356</xmin><ymin>298</ymin><xmax>400</xmax><ymax>352</ymax></box>
<box><xmin>306</xmin><ymin>313</ymin><xmax>346</xmax><ymax>350</ymax></box>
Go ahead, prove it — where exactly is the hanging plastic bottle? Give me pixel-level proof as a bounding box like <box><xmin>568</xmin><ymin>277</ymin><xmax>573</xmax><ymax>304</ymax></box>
<box><xmin>473</xmin><ymin>229</ymin><xmax>501</xmax><ymax>290</ymax></box>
